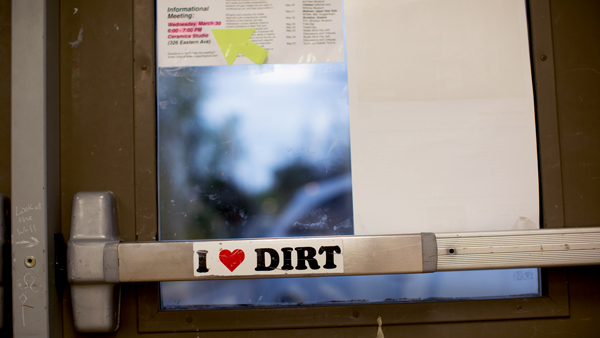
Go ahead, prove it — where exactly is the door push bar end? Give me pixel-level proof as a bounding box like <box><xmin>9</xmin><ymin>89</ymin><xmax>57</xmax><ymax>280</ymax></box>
<box><xmin>421</xmin><ymin>232</ymin><xmax>438</xmax><ymax>273</ymax></box>
<box><xmin>67</xmin><ymin>192</ymin><xmax>121</xmax><ymax>333</ymax></box>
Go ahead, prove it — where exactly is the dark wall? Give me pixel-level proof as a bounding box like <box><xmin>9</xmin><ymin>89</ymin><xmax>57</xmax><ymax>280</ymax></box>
<box><xmin>552</xmin><ymin>0</ymin><xmax>600</xmax><ymax>227</ymax></box>
<box><xmin>58</xmin><ymin>0</ymin><xmax>136</xmax><ymax>242</ymax></box>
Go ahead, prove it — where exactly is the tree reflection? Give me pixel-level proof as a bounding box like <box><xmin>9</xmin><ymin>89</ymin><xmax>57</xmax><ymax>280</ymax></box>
<box><xmin>158</xmin><ymin>64</ymin><xmax>353</xmax><ymax>241</ymax></box>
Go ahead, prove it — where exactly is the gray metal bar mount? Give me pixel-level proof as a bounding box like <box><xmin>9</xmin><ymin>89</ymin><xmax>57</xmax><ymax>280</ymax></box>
<box><xmin>67</xmin><ymin>192</ymin><xmax>121</xmax><ymax>333</ymax></box>
<box><xmin>67</xmin><ymin>192</ymin><xmax>600</xmax><ymax>333</ymax></box>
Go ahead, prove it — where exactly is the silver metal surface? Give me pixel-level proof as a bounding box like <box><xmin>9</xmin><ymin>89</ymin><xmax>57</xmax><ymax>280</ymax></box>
<box><xmin>343</xmin><ymin>235</ymin><xmax>422</xmax><ymax>275</ymax></box>
<box><xmin>67</xmin><ymin>192</ymin><xmax>121</xmax><ymax>333</ymax></box>
<box><xmin>119</xmin><ymin>242</ymin><xmax>192</xmax><ymax>282</ymax></box>
<box><xmin>11</xmin><ymin>0</ymin><xmax>61</xmax><ymax>336</ymax></box>
<box><xmin>103</xmin><ymin>242</ymin><xmax>120</xmax><ymax>283</ymax></box>
<box><xmin>115</xmin><ymin>228</ymin><xmax>600</xmax><ymax>282</ymax></box>
<box><xmin>436</xmin><ymin>227</ymin><xmax>600</xmax><ymax>270</ymax></box>
<box><xmin>118</xmin><ymin>234</ymin><xmax>424</xmax><ymax>282</ymax></box>
<box><xmin>421</xmin><ymin>232</ymin><xmax>438</xmax><ymax>273</ymax></box>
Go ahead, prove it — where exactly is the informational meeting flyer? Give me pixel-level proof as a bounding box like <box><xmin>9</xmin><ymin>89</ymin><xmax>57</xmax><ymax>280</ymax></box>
<box><xmin>157</xmin><ymin>0</ymin><xmax>345</xmax><ymax>67</ymax></box>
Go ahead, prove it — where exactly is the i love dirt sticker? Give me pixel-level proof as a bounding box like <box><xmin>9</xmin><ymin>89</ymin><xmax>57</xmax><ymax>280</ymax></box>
<box><xmin>192</xmin><ymin>238</ymin><xmax>344</xmax><ymax>277</ymax></box>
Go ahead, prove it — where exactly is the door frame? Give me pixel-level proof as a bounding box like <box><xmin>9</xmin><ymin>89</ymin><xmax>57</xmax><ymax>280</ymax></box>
<box><xmin>130</xmin><ymin>0</ymin><xmax>569</xmax><ymax>333</ymax></box>
<box><xmin>10</xmin><ymin>0</ymin><xmax>61</xmax><ymax>337</ymax></box>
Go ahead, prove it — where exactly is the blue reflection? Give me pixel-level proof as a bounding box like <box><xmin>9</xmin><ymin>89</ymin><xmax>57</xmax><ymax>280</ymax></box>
<box><xmin>158</xmin><ymin>63</ymin><xmax>353</xmax><ymax>240</ymax></box>
<box><xmin>161</xmin><ymin>269</ymin><xmax>540</xmax><ymax>308</ymax></box>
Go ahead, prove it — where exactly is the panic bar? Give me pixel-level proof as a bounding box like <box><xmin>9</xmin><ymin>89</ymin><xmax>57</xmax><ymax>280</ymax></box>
<box><xmin>66</xmin><ymin>192</ymin><xmax>600</xmax><ymax>332</ymax></box>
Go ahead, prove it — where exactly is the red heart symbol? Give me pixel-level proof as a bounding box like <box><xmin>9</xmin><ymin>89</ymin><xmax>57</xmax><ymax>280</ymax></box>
<box><xmin>219</xmin><ymin>249</ymin><xmax>245</xmax><ymax>272</ymax></box>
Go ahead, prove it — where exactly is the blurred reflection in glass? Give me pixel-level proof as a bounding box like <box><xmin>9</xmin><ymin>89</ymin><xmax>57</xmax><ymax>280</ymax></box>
<box><xmin>158</xmin><ymin>63</ymin><xmax>353</xmax><ymax>241</ymax></box>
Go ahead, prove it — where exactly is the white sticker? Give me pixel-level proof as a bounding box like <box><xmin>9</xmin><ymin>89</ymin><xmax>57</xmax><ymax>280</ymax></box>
<box><xmin>157</xmin><ymin>0</ymin><xmax>345</xmax><ymax>67</ymax></box>
<box><xmin>193</xmin><ymin>238</ymin><xmax>344</xmax><ymax>277</ymax></box>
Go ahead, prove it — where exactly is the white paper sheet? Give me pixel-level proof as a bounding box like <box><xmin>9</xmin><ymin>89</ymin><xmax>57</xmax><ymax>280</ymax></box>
<box><xmin>345</xmin><ymin>0</ymin><xmax>540</xmax><ymax>235</ymax></box>
<box><xmin>157</xmin><ymin>0</ymin><xmax>345</xmax><ymax>67</ymax></box>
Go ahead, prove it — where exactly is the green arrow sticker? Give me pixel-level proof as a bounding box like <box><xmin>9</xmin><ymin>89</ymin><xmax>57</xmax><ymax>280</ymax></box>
<box><xmin>212</xmin><ymin>28</ymin><xmax>269</xmax><ymax>66</ymax></box>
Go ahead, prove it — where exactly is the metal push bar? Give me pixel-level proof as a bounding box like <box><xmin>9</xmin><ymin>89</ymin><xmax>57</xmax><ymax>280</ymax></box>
<box><xmin>67</xmin><ymin>192</ymin><xmax>600</xmax><ymax>332</ymax></box>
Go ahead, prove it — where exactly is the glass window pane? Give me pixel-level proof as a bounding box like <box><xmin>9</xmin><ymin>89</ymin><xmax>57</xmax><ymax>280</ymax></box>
<box><xmin>156</xmin><ymin>0</ymin><xmax>541</xmax><ymax>310</ymax></box>
<box><xmin>158</xmin><ymin>63</ymin><xmax>353</xmax><ymax>241</ymax></box>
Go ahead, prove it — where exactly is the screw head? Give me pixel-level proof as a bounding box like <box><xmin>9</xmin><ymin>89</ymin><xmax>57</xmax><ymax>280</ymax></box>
<box><xmin>186</xmin><ymin>316</ymin><xmax>193</xmax><ymax>323</ymax></box>
<box><xmin>352</xmin><ymin>311</ymin><xmax>360</xmax><ymax>318</ymax></box>
<box><xmin>540</xmin><ymin>55</ymin><xmax>547</xmax><ymax>61</ymax></box>
<box><xmin>516</xmin><ymin>305</ymin><xmax>523</xmax><ymax>310</ymax></box>
<box><xmin>25</xmin><ymin>256</ymin><xmax>36</xmax><ymax>268</ymax></box>
<box><xmin>141</xmin><ymin>65</ymin><xmax>148</xmax><ymax>70</ymax></box>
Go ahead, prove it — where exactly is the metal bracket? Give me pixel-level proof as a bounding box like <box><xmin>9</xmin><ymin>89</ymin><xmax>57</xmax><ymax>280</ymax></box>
<box><xmin>64</xmin><ymin>191</ymin><xmax>600</xmax><ymax>333</ymax></box>
<box><xmin>67</xmin><ymin>192</ymin><xmax>121</xmax><ymax>333</ymax></box>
